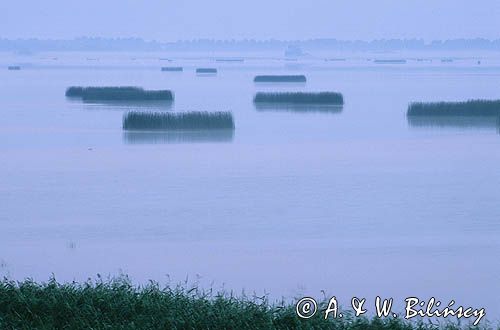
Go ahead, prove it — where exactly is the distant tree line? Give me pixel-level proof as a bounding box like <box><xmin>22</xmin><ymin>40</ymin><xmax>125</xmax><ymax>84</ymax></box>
<box><xmin>3</xmin><ymin>37</ymin><xmax>500</xmax><ymax>52</ymax></box>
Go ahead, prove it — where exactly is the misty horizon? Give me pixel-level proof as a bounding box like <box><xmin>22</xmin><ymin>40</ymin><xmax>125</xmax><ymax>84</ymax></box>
<box><xmin>4</xmin><ymin>36</ymin><xmax>500</xmax><ymax>43</ymax></box>
<box><xmin>4</xmin><ymin>36</ymin><xmax>500</xmax><ymax>52</ymax></box>
<box><xmin>2</xmin><ymin>0</ymin><xmax>500</xmax><ymax>41</ymax></box>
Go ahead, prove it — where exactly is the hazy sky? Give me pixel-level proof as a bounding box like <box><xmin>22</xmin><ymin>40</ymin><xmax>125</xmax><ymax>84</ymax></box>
<box><xmin>2</xmin><ymin>0</ymin><xmax>500</xmax><ymax>41</ymax></box>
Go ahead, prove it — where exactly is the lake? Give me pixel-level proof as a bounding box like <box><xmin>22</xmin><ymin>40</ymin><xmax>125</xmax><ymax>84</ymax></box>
<box><xmin>0</xmin><ymin>51</ymin><xmax>499</xmax><ymax>319</ymax></box>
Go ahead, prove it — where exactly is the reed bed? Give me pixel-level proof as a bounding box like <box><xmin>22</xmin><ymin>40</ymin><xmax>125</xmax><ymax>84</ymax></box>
<box><xmin>0</xmin><ymin>277</ymin><xmax>491</xmax><ymax>330</ymax></box>
<box><xmin>407</xmin><ymin>100</ymin><xmax>500</xmax><ymax>116</ymax></box>
<box><xmin>161</xmin><ymin>67</ymin><xmax>183</xmax><ymax>72</ymax></box>
<box><xmin>254</xmin><ymin>75</ymin><xmax>306</xmax><ymax>82</ymax></box>
<box><xmin>123</xmin><ymin>111</ymin><xmax>234</xmax><ymax>130</ymax></box>
<box><xmin>7</xmin><ymin>66</ymin><xmax>21</xmax><ymax>70</ymax></box>
<box><xmin>254</xmin><ymin>92</ymin><xmax>343</xmax><ymax>105</ymax></box>
<box><xmin>65</xmin><ymin>87</ymin><xmax>173</xmax><ymax>101</ymax></box>
<box><xmin>196</xmin><ymin>68</ymin><xmax>217</xmax><ymax>74</ymax></box>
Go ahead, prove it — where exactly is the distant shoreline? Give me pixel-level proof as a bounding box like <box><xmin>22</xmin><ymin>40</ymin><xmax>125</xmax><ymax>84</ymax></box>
<box><xmin>3</xmin><ymin>37</ymin><xmax>500</xmax><ymax>52</ymax></box>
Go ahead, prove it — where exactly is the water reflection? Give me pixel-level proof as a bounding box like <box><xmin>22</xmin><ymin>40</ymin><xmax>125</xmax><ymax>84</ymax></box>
<box><xmin>69</xmin><ymin>98</ymin><xmax>173</xmax><ymax>111</ymax></box>
<box><xmin>407</xmin><ymin>116</ymin><xmax>500</xmax><ymax>133</ymax></box>
<box><xmin>196</xmin><ymin>73</ymin><xmax>217</xmax><ymax>77</ymax></box>
<box><xmin>254</xmin><ymin>103</ymin><xmax>343</xmax><ymax>113</ymax></box>
<box><xmin>253</xmin><ymin>82</ymin><xmax>306</xmax><ymax>88</ymax></box>
<box><xmin>123</xmin><ymin>130</ymin><xmax>234</xmax><ymax>144</ymax></box>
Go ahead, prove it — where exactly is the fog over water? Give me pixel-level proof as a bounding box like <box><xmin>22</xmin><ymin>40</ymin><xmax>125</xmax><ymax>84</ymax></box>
<box><xmin>1</xmin><ymin>0</ymin><xmax>500</xmax><ymax>323</ymax></box>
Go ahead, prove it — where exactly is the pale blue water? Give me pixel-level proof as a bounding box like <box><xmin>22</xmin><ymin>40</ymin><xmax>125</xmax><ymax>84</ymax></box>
<box><xmin>1</xmin><ymin>52</ymin><xmax>499</xmax><ymax>319</ymax></box>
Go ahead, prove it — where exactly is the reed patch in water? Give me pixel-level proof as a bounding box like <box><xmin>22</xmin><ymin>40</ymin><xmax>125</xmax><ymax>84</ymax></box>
<box><xmin>123</xmin><ymin>111</ymin><xmax>234</xmax><ymax>130</ymax></box>
<box><xmin>65</xmin><ymin>87</ymin><xmax>173</xmax><ymax>101</ymax></box>
<box><xmin>254</xmin><ymin>75</ymin><xmax>306</xmax><ymax>82</ymax></box>
<box><xmin>196</xmin><ymin>68</ymin><xmax>217</xmax><ymax>74</ymax></box>
<box><xmin>161</xmin><ymin>67</ymin><xmax>183</xmax><ymax>72</ymax></box>
<box><xmin>254</xmin><ymin>92</ymin><xmax>343</xmax><ymax>105</ymax></box>
<box><xmin>407</xmin><ymin>100</ymin><xmax>500</xmax><ymax>116</ymax></box>
<box><xmin>373</xmin><ymin>59</ymin><xmax>407</xmax><ymax>64</ymax></box>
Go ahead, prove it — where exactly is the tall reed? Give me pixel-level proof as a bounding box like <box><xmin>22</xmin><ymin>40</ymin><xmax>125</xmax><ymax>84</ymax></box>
<box><xmin>0</xmin><ymin>277</ymin><xmax>488</xmax><ymax>330</ymax></box>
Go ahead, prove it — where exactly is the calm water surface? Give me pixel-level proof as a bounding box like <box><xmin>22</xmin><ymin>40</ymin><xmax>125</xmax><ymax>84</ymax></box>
<box><xmin>1</xmin><ymin>52</ymin><xmax>499</xmax><ymax>318</ymax></box>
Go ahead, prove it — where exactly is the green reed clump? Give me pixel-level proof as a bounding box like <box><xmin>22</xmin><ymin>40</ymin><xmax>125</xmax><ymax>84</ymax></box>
<box><xmin>0</xmin><ymin>277</ymin><xmax>493</xmax><ymax>330</ymax></box>
<box><xmin>196</xmin><ymin>68</ymin><xmax>217</xmax><ymax>74</ymax></box>
<box><xmin>254</xmin><ymin>75</ymin><xmax>306</xmax><ymax>82</ymax></box>
<box><xmin>407</xmin><ymin>100</ymin><xmax>500</xmax><ymax>116</ymax></box>
<box><xmin>7</xmin><ymin>66</ymin><xmax>21</xmax><ymax>70</ymax></box>
<box><xmin>123</xmin><ymin>111</ymin><xmax>235</xmax><ymax>130</ymax></box>
<box><xmin>254</xmin><ymin>92</ymin><xmax>344</xmax><ymax>105</ymax></box>
<box><xmin>65</xmin><ymin>87</ymin><xmax>173</xmax><ymax>101</ymax></box>
<box><xmin>161</xmin><ymin>67</ymin><xmax>183</xmax><ymax>72</ymax></box>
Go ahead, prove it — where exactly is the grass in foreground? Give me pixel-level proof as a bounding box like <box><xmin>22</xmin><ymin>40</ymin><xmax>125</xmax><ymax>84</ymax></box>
<box><xmin>407</xmin><ymin>100</ymin><xmax>500</xmax><ymax>116</ymax></box>
<box><xmin>0</xmin><ymin>277</ymin><xmax>495</xmax><ymax>330</ymax></box>
<box><xmin>254</xmin><ymin>75</ymin><xmax>307</xmax><ymax>82</ymax></box>
<box><xmin>254</xmin><ymin>92</ymin><xmax>344</xmax><ymax>105</ymax></box>
<box><xmin>123</xmin><ymin>111</ymin><xmax>235</xmax><ymax>130</ymax></box>
<box><xmin>65</xmin><ymin>87</ymin><xmax>173</xmax><ymax>101</ymax></box>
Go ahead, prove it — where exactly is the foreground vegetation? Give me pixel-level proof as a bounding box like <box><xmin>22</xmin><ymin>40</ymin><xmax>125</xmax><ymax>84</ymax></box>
<box><xmin>0</xmin><ymin>277</ymin><xmax>495</xmax><ymax>330</ymax></box>
<box><xmin>65</xmin><ymin>86</ymin><xmax>173</xmax><ymax>101</ymax></box>
<box><xmin>123</xmin><ymin>111</ymin><xmax>235</xmax><ymax>130</ymax></box>
<box><xmin>254</xmin><ymin>75</ymin><xmax>307</xmax><ymax>82</ymax></box>
<box><xmin>254</xmin><ymin>92</ymin><xmax>344</xmax><ymax>105</ymax></box>
<box><xmin>407</xmin><ymin>100</ymin><xmax>500</xmax><ymax>116</ymax></box>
